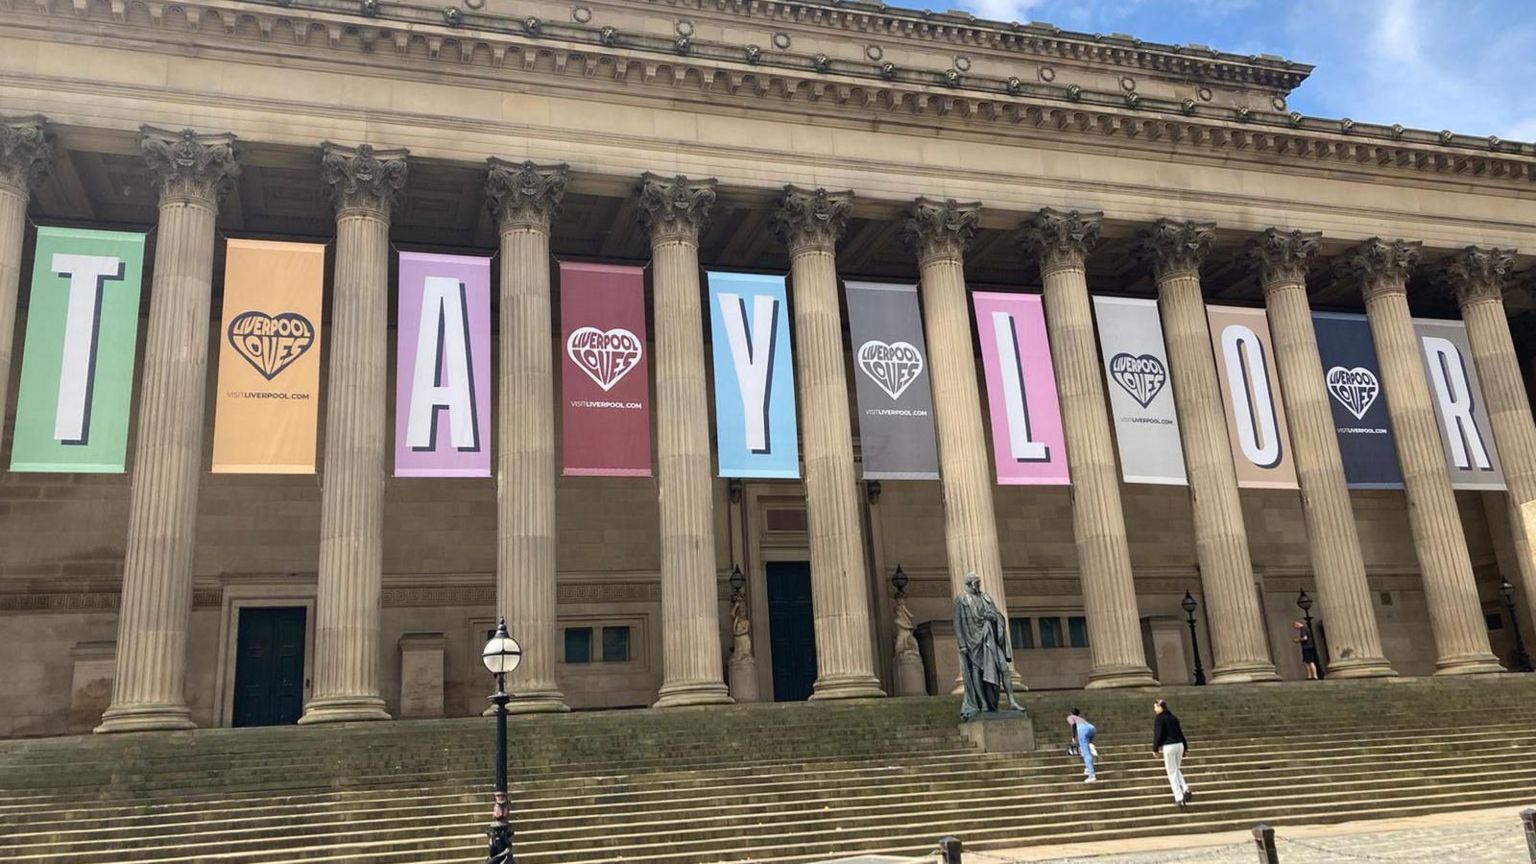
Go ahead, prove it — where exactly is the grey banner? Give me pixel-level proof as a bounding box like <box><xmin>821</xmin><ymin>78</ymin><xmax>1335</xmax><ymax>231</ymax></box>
<box><xmin>844</xmin><ymin>281</ymin><xmax>940</xmax><ymax>480</ymax></box>
<box><xmin>1091</xmin><ymin>296</ymin><xmax>1188</xmax><ymax>485</ymax></box>
<box><xmin>1413</xmin><ymin>317</ymin><xmax>1506</xmax><ymax>490</ymax></box>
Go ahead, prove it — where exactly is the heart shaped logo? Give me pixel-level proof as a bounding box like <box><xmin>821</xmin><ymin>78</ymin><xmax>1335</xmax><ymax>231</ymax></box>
<box><xmin>1326</xmin><ymin>366</ymin><xmax>1380</xmax><ymax>420</ymax></box>
<box><xmin>1109</xmin><ymin>352</ymin><xmax>1167</xmax><ymax>409</ymax></box>
<box><xmin>227</xmin><ymin>311</ymin><xmax>316</xmax><ymax>381</ymax></box>
<box><xmin>858</xmin><ymin>340</ymin><xmax>924</xmax><ymax>401</ymax></box>
<box><xmin>567</xmin><ymin>326</ymin><xmax>643</xmax><ymax>392</ymax></box>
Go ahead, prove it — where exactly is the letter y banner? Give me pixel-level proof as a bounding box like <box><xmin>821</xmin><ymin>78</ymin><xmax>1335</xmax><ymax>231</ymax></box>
<box><xmin>708</xmin><ymin>271</ymin><xmax>799</xmax><ymax>478</ymax></box>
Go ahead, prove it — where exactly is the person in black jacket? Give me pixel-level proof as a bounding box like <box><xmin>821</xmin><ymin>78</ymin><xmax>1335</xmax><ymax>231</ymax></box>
<box><xmin>1152</xmin><ymin>699</ymin><xmax>1192</xmax><ymax>807</ymax></box>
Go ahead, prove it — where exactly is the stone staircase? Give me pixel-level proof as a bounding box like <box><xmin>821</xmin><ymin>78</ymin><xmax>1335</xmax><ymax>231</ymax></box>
<box><xmin>2</xmin><ymin>676</ymin><xmax>1534</xmax><ymax>863</ymax></box>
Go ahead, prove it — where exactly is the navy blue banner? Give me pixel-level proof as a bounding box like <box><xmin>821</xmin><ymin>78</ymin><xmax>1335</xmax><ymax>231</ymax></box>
<box><xmin>1312</xmin><ymin>312</ymin><xmax>1402</xmax><ymax>489</ymax></box>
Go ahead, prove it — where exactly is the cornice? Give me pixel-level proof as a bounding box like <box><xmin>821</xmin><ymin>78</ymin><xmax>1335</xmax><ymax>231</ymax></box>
<box><xmin>17</xmin><ymin>0</ymin><xmax>1536</xmax><ymax>186</ymax></box>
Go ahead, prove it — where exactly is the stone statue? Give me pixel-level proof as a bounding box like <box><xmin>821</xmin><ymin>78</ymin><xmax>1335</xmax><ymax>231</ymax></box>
<box><xmin>894</xmin><ymin>596</ymin><xmax>919</xmax><ymax>659</ymax></box>
<box><xmin>954</xmin><ymin>572</ymin><xmax>1022</xmax><ymax>721</ymax></box>
<box><xmin>731</xmin><ymin>595</ymin><xmax>753</xmax><ymax>660</ymax></box>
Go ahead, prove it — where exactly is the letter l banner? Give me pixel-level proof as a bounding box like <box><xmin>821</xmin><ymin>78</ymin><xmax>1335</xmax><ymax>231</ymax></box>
<box><xmin>707</xmin><ymin>271</ymin><xmax>799</xmax><ymax>479</ymax></box>
<box><xmin>973</xmin><ymin>291</ymin><xmax>1069</xmax><ymax>485</ymax></box>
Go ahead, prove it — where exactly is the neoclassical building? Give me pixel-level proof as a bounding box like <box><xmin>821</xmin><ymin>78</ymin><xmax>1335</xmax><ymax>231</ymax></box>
<box><xmin>1</xmin><ymin>0</ymin><xmax>1534</xmax><ymax>738</ymax></box>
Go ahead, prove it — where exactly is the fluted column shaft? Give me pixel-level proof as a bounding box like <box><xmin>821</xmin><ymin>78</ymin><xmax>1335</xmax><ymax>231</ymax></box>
<box><xmin>1253</xmin><ymin>230</ymin><xmax>1393</xmax><ymax>678</ymax></box>
<box><xmin>99</xmin><ymin>128</ymin><xmax>239</xmax><ymax>732</ymax></box>
<box><xmin>302</xmin><ymin>143</ymin><xmax>408</xmax><ymax>724</ymax></box>
<box><xmin>0</xmin><ymin>118</ymin><xmax>49</xmax><ymax>455</ymax></box>
<box><xmin>775</xmin><ymin>187</ymin><xmax>884</xmax><ymax>700</ymax></box>
<box><xmin>487</xmin><ymin>160</ymin><xmax>569</xmax><ymax>713</ymax></box>
<box><xmin>1025</xmin><ymin>210</ymin><xmax>1155</xmax><ymax>688</ymax></box>
<box><xmin>641</xmin><ymin>174</ymin><xmax>732</xmax><ymax>708</ymax></box>
<box><xmin>1348</xmin><ymin>239</ymin><xmax>1500</xmax><ymax>674</ymax></box>
<box><xmin>1142</xmin><ymin>221</ymin><xmax>1278</xmax><ymax>683</ymax></box>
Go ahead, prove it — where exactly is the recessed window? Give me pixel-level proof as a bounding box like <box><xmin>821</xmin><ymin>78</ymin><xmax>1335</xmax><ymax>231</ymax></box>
<box><xmin>564</xmin><ymin>628</ymin><xmax>593</xmax><ymax>664</ymax></box>
<box><xmin>1068</xmin><ymin>616</ymin><xmax>1089</xmax><ymax>648</ymax></box>
<box><xmin>1039</xmin><ymin>617</ymin><xmax>1063</xmax><ymax>649</ymax></box>
<box><xmin>1486</xmin><ymin>613</ymin><xmax>1504</xmax><ymax>632</ymax></box>
<box><xmin>602</xmin><ymin>626</ymin><xmax>631</xmax><ymax>662</ymax></box>
<box><xmin>1009</xmin><ymin>617</ymin><xmax>1034</xmax><ymax>651</ymax></box>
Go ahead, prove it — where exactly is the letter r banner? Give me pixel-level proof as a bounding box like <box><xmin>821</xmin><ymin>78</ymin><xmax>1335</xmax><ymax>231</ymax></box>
<box><xmin>1413</xmin><ymin>317</ymin><xmax>1505</xmax><ymax>490</ymax></box>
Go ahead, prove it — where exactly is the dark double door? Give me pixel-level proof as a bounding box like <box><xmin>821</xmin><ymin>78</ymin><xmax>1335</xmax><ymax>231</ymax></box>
<box><xmin>766</xmin><ymin>561</ymin><xmax>817</xmax><ymax>702</ymax></box>
<box><xmin>233</xmin><ymin>606</ymin><xmax>307</xmax><ymax>727</ymax></box>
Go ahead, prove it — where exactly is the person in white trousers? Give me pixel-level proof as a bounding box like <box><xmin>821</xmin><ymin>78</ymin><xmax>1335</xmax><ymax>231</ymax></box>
<box><xmin>1152</xmin><ymin>699</ymin><xmax>1192</xmax><ymax>808</ymax></box>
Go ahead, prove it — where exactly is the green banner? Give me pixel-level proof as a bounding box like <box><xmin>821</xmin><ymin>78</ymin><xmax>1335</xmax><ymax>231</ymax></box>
<box><xmin>10</xmin><ymin>227</ymin><xmax>145</xmax><ymax>472</ymax></box>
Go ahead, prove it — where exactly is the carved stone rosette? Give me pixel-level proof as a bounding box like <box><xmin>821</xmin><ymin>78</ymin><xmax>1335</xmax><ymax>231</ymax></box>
<box><xmin>901</xmin><ymin>197</ymin><xmax>981</xmax><ymax>264</ymax></box>
<box><xmin>637</xmin><ymin>173</ymin><xmax>716</xmax><ymax>243</ymax></box>
<box><xmin>485</xmin><ymin>158</ymin><xmax>568</xmax><ymax>231</ymax></box>
<box><xmin>0</xmin><ymin>116</ymin><xmax>52</xmax><ymax>192</ymax></box>
<box><xmin>772</xmin><ymin>185</ymin><xmax>853</xmax><ymax>254</ymax></box>
<box><xmin>1340</xmin><ymin>238</ymin><xmax>1422</xmax><ymax>301</ymax></box>
<box><xmin>320</xmin><ymin>142</ymin><xmax>408</xmax><ymax>217</ymax></box>
<box><xmin>1021</xmin><ymin>207</ymin><xmax>1103</xmax><ymax>274</ymax></box>
<box><xmin>140</xmin><ymin>126</ymin><xmax>240</xmax><ymax>206</ymax></box>
<box><xmin>1249</xmin><ymin>228</ymin><xmax>1321</xmax><ymax>294</ymax></box>
<box><xmin>1137</xmin><ymin>218</ymin><xmax>1216</xmax><ymax>279</ymax></box>
<box><xmin>1443</xmin><ymin>245</ymin><xmax>1515</xmax><ymax>308</ymax></box>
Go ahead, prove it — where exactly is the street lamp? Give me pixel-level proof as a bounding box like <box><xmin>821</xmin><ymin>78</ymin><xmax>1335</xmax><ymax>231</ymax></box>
<box><xmin>1296</xmin><ymin>589</ymin><xmax>1324</xmax><ymax>679</ymax></box>
<box><xmin>729</xmin><ymin>565</ymin><xmax>746</xmax><ymax>600</ymax></box>
<box><xmin>481</xmin><ymin>617</ymin><xmax>522</xmax><ymax>864</ymax></box>
<box><xmin>1501</xmin><ymin>579</ymin><xmax>1534</xmax><ymax>673</ymax></box>
<box><xmin>1181</xmin><ymin>591</ymin><xmax>1206</xmax><ymax>686</ymax></box>
<box><xmin>891</xmin><ymin>564</ymin><xmax>908</xmax><ymax>599</ymax></box>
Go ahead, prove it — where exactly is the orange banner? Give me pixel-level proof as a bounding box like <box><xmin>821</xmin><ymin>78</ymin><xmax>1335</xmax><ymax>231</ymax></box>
<box><xmin>211</xmin><ymin>239</ymin><xmax>325</xmax><ymax>473</ymax></box>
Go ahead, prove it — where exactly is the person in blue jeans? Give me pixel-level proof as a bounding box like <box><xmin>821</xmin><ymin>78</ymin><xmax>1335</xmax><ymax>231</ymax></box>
<box><xmin>1068</xmin><ymin>709</ymin><xmax>1099</xmax><ymax>782</ymax></box>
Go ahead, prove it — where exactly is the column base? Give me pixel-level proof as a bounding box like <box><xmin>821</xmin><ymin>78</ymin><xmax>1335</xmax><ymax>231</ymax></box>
<box><xmin>95</xmin><ymin>702</ymin><xmax>196</xmax><ymax>734</ymax></box>
<box><xmin>481</xmin><ymin>692</ymin><xmax>570</xmax><ymax>716</ymax></box>
<box><xmin>653</xmin><ymin>680</ymin><xmax>733</xmax><ymax>708</ymax></box>
<box><xmin>1084</xmin><ymin>664</ymin><xmax>1160</xmax><ymax>689</ymax></box>
<box><xmin>1322</xmin><ymin>656</ymin><xmax>1398</xmax><ymax>679</ymax></box>
<box><xmin>1433</xmin><ymin>653</ymin><xmax>1505</xmax><ymax>675</ymax></box>
<box><xmin>298</xmin><ymin>695</ymin><xmax>391</xmax><ymax>724</ymax></box>
<box><xmin>1209</xmin><ymin>661</ymin><xmax>1282</xmax><ymax>684</ymax></box>
<box><xmin>809</xmin><ymin>674</ymin><xmax>886</xmax><ymax>700</ymax></box>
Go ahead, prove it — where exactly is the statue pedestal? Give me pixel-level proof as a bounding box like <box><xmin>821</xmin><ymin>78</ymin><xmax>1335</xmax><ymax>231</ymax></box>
<box><xmin>959</xmin><ymin>710</ymin><xmax>1035</xmax><ymax>754</ymax></box>
<box><xmin>728</xmin><ymin>656</ymin><xmax>761</xmax><ymax>703</ymax></box>
<box><xmin>894</xmin><ymin>652</ymin><xmax>927</xmax><ymax>696</ymax></box>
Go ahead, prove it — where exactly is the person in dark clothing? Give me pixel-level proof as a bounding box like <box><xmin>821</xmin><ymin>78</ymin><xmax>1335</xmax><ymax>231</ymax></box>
<box><xmin>1293</xmin><ymin>620</ymin><xmax>1320</xmax><ymax>680</ymax></box>
<box><xmin>1152</xmin><ymin>699</ymin><xmax>1191</xmax><ymax>807</ymax></box>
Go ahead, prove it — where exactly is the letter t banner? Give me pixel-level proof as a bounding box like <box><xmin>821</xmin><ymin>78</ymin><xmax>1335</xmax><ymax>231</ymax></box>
<box><xmin>707</xmin><ymin>271</ymin><xmax>799</xmax><ymax>479</ymax></box>
<box><xmin>9</xmin><ymin>227</ymin><xmax>145</xmax><ymax>473</ymax></box>
<box><xmin>972</xmin><ymin>291</ymin><xmax>1069</xmax><ymax>485</ymax></box>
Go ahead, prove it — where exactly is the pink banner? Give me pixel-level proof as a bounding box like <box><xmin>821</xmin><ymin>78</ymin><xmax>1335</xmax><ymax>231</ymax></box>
<box><xmin>560</xmin><ymin>262</ymin><xmax>652</xmax><ymax>477</ymax></box>
<box><xmin>973</xmin><ymin>291</ymin><xmax>1069</xmax><ymax>485</ymax></box>
<box><xmin>394</xmin><ymin>252</ymin><xmax>492</xmax><ymax>477</ymax></box>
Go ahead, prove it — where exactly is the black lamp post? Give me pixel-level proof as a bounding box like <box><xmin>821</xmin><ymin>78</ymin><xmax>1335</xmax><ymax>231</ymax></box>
<box><xmin>481</xmin><ymin>617</ymin><xmax>522</xmax><ymax>864</ymax></box>
<box><xmin>1502</xmin><ymin>579</ymin><xmax>1534</xmax><ymax>673</ymax></box>
<box><xmin>1181</xmin><ymin>591</ymin><xmax>1206</xmax><ymax>686</ymax></box>
<box><xmin>729</xmin><ymin>565</ymin><xmax>746</xmax><ymax>601</ymax></box>
<box><xmin>891</xmin><ymin>564</ymin><xmax>908</xmax><ymax>599</ymax></box>
<box><xmin>1296</xmin><ymin>589</ymin><xmax>1324</xmax><ymax>679</ymax></box>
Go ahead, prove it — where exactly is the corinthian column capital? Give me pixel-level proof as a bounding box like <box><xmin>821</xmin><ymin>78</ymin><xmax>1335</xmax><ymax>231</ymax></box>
<box><xmin>1020</xmin><ymin>207</ymin><xmax>1102</xmax><ymax>274</ymax></box>
<box><xmin>772</xmin><ymin>185</ymin><xmax>853</xmax><ymax>254</ymax></box>
<box><xmin>0</xmin><ymin>116</ymin><xmax>52</xmax><ymax>192</ymax></box>
<box><xmin>900</xmin><ymin>197</ymin><xmax>981</xmax><ymax>264</ymax></box>
<box><xmin>1340</xmin><ymin>237</ymin><xmax>1422</xmax><ymax>302</ymax></box>
<box><xmin>638</xmin><ymin>173</ymin><xmax>716</xmax><ymax>244</ymax></box>
<box><xmin>320</xmin><ymin>142</ymin><xmax>409</xmax><ymax>217</ymax></box>
<box><xmin>484</xmin><ymin>158</ymin><xmax>568</xmax><ymax>231</ymax></box>
<box><xmin>1137</xmin><ymin>218</ymin><xmax>1216</xmax><ymax>280</ymax></box>
<box><xmin>1443</xmin><ymin>245</ymin><xmax>1516</xmax><ymax>308</ymax></box>
<box><xmin>1249</xmin><ymin>228</ymin><xmax>1321</xmax><ymax>294</ymax></box>
<box><xmin>141</xmin><ymin>126</ymin><xmax>240</xmax><ymax>206</ymax></box>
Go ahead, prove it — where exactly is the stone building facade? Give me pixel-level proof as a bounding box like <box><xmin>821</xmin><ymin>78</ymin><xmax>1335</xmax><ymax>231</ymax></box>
<box><xmin>1</xmin><ymin>0</ymin><xmax>1534</xmax><ymax>738</ymax></box>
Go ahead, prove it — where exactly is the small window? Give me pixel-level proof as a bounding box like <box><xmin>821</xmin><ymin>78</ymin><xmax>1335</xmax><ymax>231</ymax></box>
<box><xmin>1486</xmin><ymin>613</ymin><xmax>1504</xmax><ymax>632</ymax></box>
<box><xmin>602</xmin><ymin>626</ymin><xmax>631</xmax><ymax>662</ymax></box>
<box><xmin>1068</xmin><ymin>616</ymin><xmax>1089</xmax><ymax>648</ymax></box>
<box><xmin>564</xmin><ymin>628</ymin><xmax>593</xmax><ymax>664</ymax></box>
<box><xmin>1009</xmin><ymin>617</ymin><xmax>1034</xmax><ymax>651</ymax></box>
<box><xmin>1039</xmin><ymin>617</ymin><xmax>1063</xmax><ymax>649</ymax></box>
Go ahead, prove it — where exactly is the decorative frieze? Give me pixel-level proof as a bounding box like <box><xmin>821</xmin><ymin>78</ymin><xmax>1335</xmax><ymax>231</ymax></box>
<box><xmin>1020</xmin><ymin>208</ymin><xmax>1103</xmax><ymax>273</ymax></box>
<box><xmin>900</xmin><ymin>197</ymin><xmax>980</xmax><ymax>264</ymax></box>
<box><xmin>772</xmin><ymin>185</ymin><xmax>853</xmax><ymax>253</ymax></box>
<box><xmin>1248</xmin><ymin>228</ymin><xmax>1320</xmax><ymax>292</ymax></box>
<box><xmin>1137</xmin><ymin>219</ymin><xmax>1215</xmax><ymax>279</ymax></box>
<box><xmin>636</xmin><ymin>173</ymin><xmax>716</xmax><ymax>243</ymax></box>
<box><xmin>140</xmin><ymin>126</ymin><xmax>240</xmax><ymax>205</ymax></box>
<box><xmin>1442</xmin><ymin>245</ymin><xmax>1516</xmax><ymax>308</ymax></box>
<box><xmin>0</xmin><ymin>116</ymin><xmax>52</xmax><ymax>192</ymax></box>
<box><xmin>484</xmin><ymin>158</ymin><xmax>568</xmax><ymax>230</ymax></box>
<box><xmin>1339</xmin><ymin>238</ymin><xmax>1422</xmax><ymax>301</ymax></box>
<box><xmin>320</xmin><ymin>142</ymin><xmax>409</xmax><ymax>216</ymax></box>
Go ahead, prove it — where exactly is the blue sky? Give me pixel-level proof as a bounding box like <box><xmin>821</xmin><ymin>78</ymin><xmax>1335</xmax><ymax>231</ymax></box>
<box><xmin>941</xmin><ymin>0</ymin><xmax>1536</xmax><ymax>141</ymax></box>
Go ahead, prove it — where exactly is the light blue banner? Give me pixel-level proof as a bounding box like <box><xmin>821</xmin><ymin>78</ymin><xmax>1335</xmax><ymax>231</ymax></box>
<box><xmin>707</xmin><ymin>271</ymin><xmax>799</xmax><ymax>479</ymax></box>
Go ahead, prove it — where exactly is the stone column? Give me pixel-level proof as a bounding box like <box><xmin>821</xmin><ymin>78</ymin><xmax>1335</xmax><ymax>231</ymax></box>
<box><xmin>1022</xmin><ymin>209</ymin><xmax>1156</xmax><ymax>688</ymax></box>
<box><xmin>0</xmin><ymin>117</ymin><xmax>50</xmax><ymax>454</ymax></box>
<box><xmin>300</xmin><ymin>143</ymin><xmax>409</xmax><ymax>724</ymax></box>
<box><xmin>639</xmin><ymin>174</ymin><xmax>732</xmax><ymax>708</ymax></box>
<box><xmin>1250</xmin><ymin>229</ymin><xmax>1395</xmax><ymax>678</ymax></box>
<box><xmin>485</xmin><ymin>159</ymin><xmax>570</xmax><ymax>713</ymax></box>
<box><xmin>1343</xmin><ymin>238</ymin><xmax>1501</xmax><ymax>674</ymax></box>
<box><xmin>1445</xmin><ymin>247</ymin><xmax>1536</xmax><ymax>641</ymax></box>
<box><xmin>97</xmin><ymin>128</ymin><xmax>240</xmax><ymax>733</ymax></box>
<box><xmin>773</xmin><ymin>186</ymin><xmax>884</xmax><ymax>700</ymax></box>
<box><xmin>901</xmin><ymin>199</ymin><xmax>1014</xmax><ymax>641</ymax></box>
<box><xmin>1139</xmin><ymin>219</ymin><xmax>1278</xmax><ymax>684</ymax></box>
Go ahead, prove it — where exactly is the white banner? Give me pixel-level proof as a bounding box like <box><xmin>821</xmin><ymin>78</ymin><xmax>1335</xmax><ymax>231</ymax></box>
<box><xmin>1091</xmin><ymin>296</ymin><xmax>1187</xmax><ymax>485</ymax></box>
<box><xmin>1413</xmin><ymin>318</ymin><xmax>1505</xmax><ymax>490</ymax></box>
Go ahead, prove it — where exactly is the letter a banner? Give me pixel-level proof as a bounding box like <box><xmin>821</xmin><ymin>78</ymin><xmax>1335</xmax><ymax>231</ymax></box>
<box><xmin>1091</xmin><ymin>296</ymin><xmax>1187</xmax><ymax>485</ymax></box>
<box><xmin>10</xmin><ymin>227</ymin><xmax>145</xmax><ymax>473</ymax></box>
<box><xmin>845</xmin><ymin>281</ymin><xmax>939</xmax><ymax>480</ymax></box>
<box><xmin>211</xmin><ymin>240</ymin><xmax>325</xmax><ymax>473</ymax></box>
<box><xmin>560</xmin><ymin>262</ymin><xmax>652</xmax><ymax>477</ymax></box>
<box><xmin>708</xmin><ymin>271</ymin><xmax>799</xmax><ymax>479</ymax></box>
<box><xmin>973</xmin><ymin>292</ymin><xmax>1068</xmax><ymax>485</ymax></box>
<box><xmin>1414</xmin><ymin>318</ymin><xmax>1505</xmax><ymax>490</ymax></box>
<box><xmin>1312</xmin><ymin>312</ymin><xmax>1402</xmax><ymax>489</ymax></box>
<box><xmin>1206</xmin><ymin>305</ymin><xmax>1298</xmax><ymax>489</ymax></box>
<box><xmin>395</xmin><ymin>252</ymin><xmax>492</xmax><ymax>477</ymax></box>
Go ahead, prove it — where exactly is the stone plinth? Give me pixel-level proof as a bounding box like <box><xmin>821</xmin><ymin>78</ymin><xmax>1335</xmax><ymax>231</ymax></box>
<box><xmin>397</xmin><ymin>633</ymin><xmax>445</xmax><ymax>719</ymax></box>
<box><xmin>916</xmin><ymin>620</ymin><xmax>958</xmax><ymax>698</ymax></box>
<box><xmin>894</xmin><ymin>653</ymin><xmax>927</xmax><ymax>697</ymax></box>
<box><xmin>958</xmin><ymin>710</ymin><xmax>1035</xmax><ymax>754</ymax></box>
<box><xmin>728</xmin><ymin>656</ymin><xmax>761</xmax><ymax>704</ymax></box>
<box><xmin>69</xmin><ymin>641</ymin><xmax>115</xmax><ymax>735</ymax></box>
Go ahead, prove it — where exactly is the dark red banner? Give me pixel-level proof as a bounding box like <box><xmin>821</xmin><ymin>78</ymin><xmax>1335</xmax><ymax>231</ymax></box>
<box><xmin>560</xmin><ymin>262</ymin><xmax>652</xmax><ymax>477</ymax></box>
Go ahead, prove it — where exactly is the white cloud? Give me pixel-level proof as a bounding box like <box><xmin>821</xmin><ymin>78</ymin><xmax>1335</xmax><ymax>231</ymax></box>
<box><xmin>962</xmin><ymin>0</ymin><xmax>1044</xmax><ymax>22</ymax></box>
